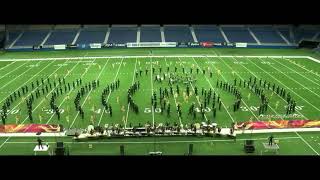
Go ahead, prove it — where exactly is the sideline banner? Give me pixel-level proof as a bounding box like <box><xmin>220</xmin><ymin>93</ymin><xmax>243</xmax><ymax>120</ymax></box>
<box><xmin>235</xmin><ymin>120</ymin><xmax>320</xmax><ymax>130</ymax></box>
<box><xmin>0</xmin><ymin>124</ymin><xmax>62</xmax><ymax>133</ymax></box>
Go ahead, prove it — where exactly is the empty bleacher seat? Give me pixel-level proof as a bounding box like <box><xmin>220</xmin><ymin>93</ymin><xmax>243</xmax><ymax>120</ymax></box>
<box><xmin>250</xmin><ymin>26</ymin><xmax>285</xmax><ymax>43</ymax></box>
<box><xmin>7</xmin><ymin>31</ymin><xmax>22</xmax><ymax>45</ymax></box>
<box><xmin>164</xmin><ymin>26</ymin><xmax>194</xmax><ymax>42</ymax></box>
<box><xmin>193</xmin><ymin>25</ymin><xmax>225</xmax><ymax>42</ymax></box>
<box><xmin>221</xmin><ymin>26</ymin><xmax>256</xmax><ymax>43</ymax></box>
<box><xmin>14</xmin><ymin>30</ymin><xmax>48</xmax><ymax>46</ymax></box>
<box><xmin>45</xmin><ymin>29</ymin><xmax>77</xmax><ymax>45</ymax></box>
<box><xmin>140</xmin><ymin>26</ymin><xmax>161</xmax><ymax>42</ymax></box>
<box><xmin>108</xmin><ymin>27</ymin><xmax>137</xmax><ymax>44</ymax></box>
<box><xmin>295</xmin><ymin>28</ymin><xmax>318</xmax><ymax>42</ymax></box>
<box><xmin>76</xmin><ymin>28</ymin><xmax>107</xmax><ymax>44</ymax></box>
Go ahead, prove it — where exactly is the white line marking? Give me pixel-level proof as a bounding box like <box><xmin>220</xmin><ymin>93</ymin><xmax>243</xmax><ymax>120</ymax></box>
<box><xmin>0</xmin><ymin>61</ymin><xmax>28</xmax><ymax>80</ymax></box>
<box><xmin>248</xmin><ymin>57</ymin><xmax>320</xmax><ymax>113</ymax></box>
<box><xmin>124</xmin><ymin>58</ymin><xmax>138</xmax><ymax>128</ymax></box>
<box><xmin>206</xmin><ymin>55</ymin><xmax>258</xmax><ymax>120</ymax></box>
<box><xmin>69</xmin><ymin>59</ymin><xmax>110</xmax><ymax>128</ymax></box>
<box><xmin>0</xmin><ymin>55</ymin><xmax>313</xmax><ymax>62</ymax></box>
<box><xmin>2</xmin><ymin>136</ymin><xmax>301</xmax><ymax>145</ymax></box>
<box><xmin>295</xmin><ymin>132</ymin><xmax>319</xmax><ymax>155</ymax></box>
<box><xmin>97</xmin><ymin>59</ymin><xmax>123</xmax><ymax>126</ymax></box>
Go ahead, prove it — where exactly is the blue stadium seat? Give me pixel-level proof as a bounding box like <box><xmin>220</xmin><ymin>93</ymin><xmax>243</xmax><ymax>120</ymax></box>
<box><xmin>277</xmin><ymin>28</ymin><xmax>293</xmax><ymax>43</ymax></box>
<box><xmin>45</xmin><ymin>29</ymin><xmax>77</xmax><ymax>45</ymax></box>
<box><xmin>7</xmin><ymin>31</ymin><xmax>22</xmax><ymax>45</ymax></box>
<box><xmin>295</xmin><ymin>29</ymin><xmax>318</xmax><ymax>42</ymax></box>
<box><xmin>193</xmin><ymin>25</ymin><xmax>226</xmax><ymax>42</ymax></box>
<box><xmin>250</xmin><ymin>26</ymin><xmax>285</xmax><ymax>43</ymax></box>
<box><xmin>14</xmin><ymin>30</ymin><xmax>48</xmax><ymax>46</ymax></box>
<box><xmin>76</xmin><ymin>28</ymin><xmax>107</xmax><ymax>44</ymax></box>
<box><xmin>108</xmin><ymin>27</ymin><xmax>137</xmax><ymax>44</ymax></box>
<box><xmin>221</xmin><ymin>27</ymin><xmax>256</xmax><ymax>43</ymax></box>
<box><xmin>164</xmin><ymin>26</ymin><xmax>194</xmax><ymax>42</ymax></box>
<box><xmin>140</xmin><ymin>27</ymin><xmax>161</xmax><ymax>42</ymax></box>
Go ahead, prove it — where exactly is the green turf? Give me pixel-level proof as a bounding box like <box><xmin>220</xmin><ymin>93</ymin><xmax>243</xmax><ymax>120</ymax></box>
<box><xmin>0</xmin><ymin>48</ymin><xmax>319</xmax><ymax>155</ymax></box>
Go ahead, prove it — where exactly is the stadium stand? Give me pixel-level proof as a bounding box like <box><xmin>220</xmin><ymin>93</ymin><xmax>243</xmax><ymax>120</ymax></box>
<box><xmin>192</xmin><ymin>25</ymin><xmax>226</xmax><ymax>43</ymax></box>
<box><xmin>7</xmin><ymin>31</ymin><xmax>22</xmax><ymax>46</ymax></box>
<box><xmin>163</xmin><ymin>25</ymin><xmax>194</xmax><ymax>42</ymax></box>
<box><xmin>140</xmin><ymin>25</ymin><xmax>161</xmax><ymax>42</ymax></box>
<box><xmin>76</xmin><ymin>27</ymin><xmax>108</xmax><ymax>44</ymax></box>
<box><xmin>294</xmin><ymin>26</ymin><xmax>319</xmax><ymax>43</ymax></box>
<box><xmin>249</xmin><ymin>26</ymin><xmax>286</xmax><ymax>44</ymax></box>
<box><xmin>275</xmin><ymin>26</ymin><xmax>293</xmax><ymax>44</ymax></box>
<box><xmin>14</xmin><ymin>30</ymin><xmax>49</xmax><ymax>46</ymax></box>
<box><xmin>107</xmin><ymin>25</ymin><xmax>137</xmax><ymax>44</ymax></box>
<box><xmin>4</xmin><ymin>24</ymin><xmax>320</xmax><ymax>48</ymax></box>
<box><xmin>45</xmin><ymin>29</ymin><xmax>78</xmax><ymax>45</ymax></box>
<box><xmin>221</xmin><ymin>26</ymin><xmax>257</xmax><ymax>43</ymax></box>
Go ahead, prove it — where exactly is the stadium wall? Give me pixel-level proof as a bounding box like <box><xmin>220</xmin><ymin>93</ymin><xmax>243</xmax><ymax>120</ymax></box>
<box><xmin>5</xmin><ymin>42</ymin><xmax>298</xmax><ymax>52</ymax></box>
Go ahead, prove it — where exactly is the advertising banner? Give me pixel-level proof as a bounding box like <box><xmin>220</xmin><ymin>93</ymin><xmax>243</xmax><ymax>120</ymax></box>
<box><xmin>200</xmin><ymin>42</ymin><xmax>214</xmax><ymax>47</ymax></box>
<box><xmin>235</xmin><ymin>120</ymin><xmax>320</xmax><ymax>130</ymax></box>
<box><xmin>188</xmin><ymin>42</ymin><xmax>200</xmax><ymax>47</ymax></box>
<box><xmin>235</xmin><ymin>42</ymin><xmax>247</xmax><ymax>48</ymax></box>
<box><xmin>54</xmin><ymin>44</ymin><xmax>66</xmax><ymax>50</ymax></box>
<box><xmin>89</xmin><ymin>43</ymin><xmax>101</xmax><ymax>49</ymax></box>
<box><xmin>0</xmin><ymin>124</ymin><xmax>62</xmax><ymax>133</ymax></box>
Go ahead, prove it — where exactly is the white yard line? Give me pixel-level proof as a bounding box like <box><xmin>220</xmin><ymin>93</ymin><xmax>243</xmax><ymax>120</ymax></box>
<box><xmin>6</xmin><ymin>60</ymin><xmax>66</xmax><ymax>114</ymax></box>
<box><xmin>97</xmin><ymin>58</ymin><xmax>123</xmax><ymax>126</ymax></box>
<box><xmin>247</xmin><ymin>57</ymin><xmax>320</xmax><ymax>113</ymax></box>
<box><xmin>0</xmin><ymin>61</ymin><xmax>28</xmax><ymax>80</ymax></box>
<box><xmin>295</xmin><ymin>132</ymin><xmax>320</xmax><ymax>155</ymax></box>
<box><xmin>2</xmin><ymin>136</ymin><xmax>301</xmax><ymax>145</ymax></box>
<box><xmin>0</xmin><ymin>61</ymin><xmax>16</xmax><ymax>72</ymax></box>
<box><xmin>150</xmin><ymin>56</ymin><xmax>155</xmax><ymax>128</ymax></box>
<box><xmin>263</xmin><ymin>57</ymin><xmax>320</xmax><ymax>99</ymax></box>
<box><xmin>0</xmin><ymin>54</ymin><xmax>90</xmax><ymax>149</ymax></box>
<box><xmin>124</xmin><ymin>58</ymin><xmax>138</xmax><ymax>128</ymax></box>
<box><xmin>272</xmin><ymin>58</ymin><xmax>320</xmax><ymax>87</ymax></box>
<box><xmin>285</xmin><ymin>58</ymin><xmax>320</xmax><ymax>80</ymax></box>
<box><xmin>0</xmin><ymin>63</ymin><xmax>36</xmax><ymax>91</ymax></box>
<box><xmin>209</xmin><ymin>56</ymin><xmax>260</xmax><ymax>120</ymax></box>
<box><xmin>230</xmin><ymin>56</ymin><xmax>310</xmax><ymax>119</ymax></box>
<box><xmin>189</xmin><ymin>57</ymin><xmax>233</xmax><ymax>122</ymax></box>
<box><xmin>164</xmin><ymin>57</ymin><xmax>183</xmax><ymax>125</ymax></box>
<box><xmin>45</xmin><ymin>60</ymin><xmax>97</xmax><ymax>125</ymax></box>
<box><xmin>69</xmin><ymin>59</ymin><xmax>110</xmax><ymax>128</ymax></box>
<box><xmin>29</xmin><ymin>60</ymin><xmax>82</xmax><ymax>124</ymax></box>
<box><xmin>176</xmin><ymin>57</ymin><xmax>209</xmax><ymax>122</ymax></box>
<box><xmin>213</xmin><ymin>55</ymin><xmax>319</xmax><ymax>154</ymax></box>
<box><xmin>0</xmin><ymin>138</ymin><xmax>9</xmax><ymax>149</ymax></box>
<box><xmin>0</xmin><ymin>55</ymin><xmax>314</xmax><ymax>62</ymax></box>
<box><xmin>0</xmin><ymin>60</ymin><xmax>56</xmax><ymax>104</ymax></box>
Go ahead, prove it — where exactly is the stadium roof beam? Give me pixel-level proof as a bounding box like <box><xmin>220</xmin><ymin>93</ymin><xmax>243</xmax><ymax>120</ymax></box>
<box><xmin>103</xmin><ymin>27</ymin><xmax>110</xmax><ymax>44</ymax></box>
<box><xmin>8</xmin><ymin>31</ymin><xmax>24</xmax><ymax>49</ymax></box>
<box><xmin>136</xmin><ymin>26</ymin><xmax>140</xmax><ymax>43</ymax></box>
<box><xmin>274</xmin><ymin>27</ymin><xmax>291</xmax><ymax>45</ymax></box>
<box><xmin>218</xmin><ymin>25</ymin><xmax>229</xmax><ymax>43</ymax></box>
<box><xmin>160</xmin><ymin>26</ymin><xmax>165</xmax><ymax>42</ymax></box>
<box><xmin>312</xmin><ymin>32</ymin><xmax>320</xmax><ymax>41</ymax></box>
<box><xmin>190</xmin><ymin>25</ymin><xmax>198</xmax><ymax>42</ymax></box>
<box><xmin>247</xmin><ymin>27</ymin><xmax>261</xmax><ymax>45</ymax></box>
<box><xmin>72</xmin><ymin>28</ymin><xmax>82</xmax><ymax>45</ymax></box>
<box><xmin>40</xmin><ymin>29</ymin><xmax>53</xmax><ymax>46</ymax></box>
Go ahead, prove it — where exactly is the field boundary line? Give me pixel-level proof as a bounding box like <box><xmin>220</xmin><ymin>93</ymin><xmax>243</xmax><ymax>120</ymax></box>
<box><xmin>0</xmin><ymin>55</ymin><xmax>313</xmax><ymax>62</ymax></box>
<box><xmin>124</xmin><ymin>58</ymin><xmax>138</xmax><ymax>128</ymax></box>
<box><xmin>97</xmin><ymin>58</ymin><xmax>124</xmax><ymax>126</ymax></box>
<box><xmin>2</xmin><ymin>136</ymin><xmax>301</xmax><ymax>144</ymax></box>
<box><xmin>295</xmin><ymin>132</ymin><xmax>320</xmax><ymax>155</ymax></box>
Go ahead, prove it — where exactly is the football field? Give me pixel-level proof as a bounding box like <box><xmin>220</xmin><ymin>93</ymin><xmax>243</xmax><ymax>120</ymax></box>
<box><xmin>0</xmin><ymin>48</ymin><xmax>320</xmax><ymax>155</ymax></box>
